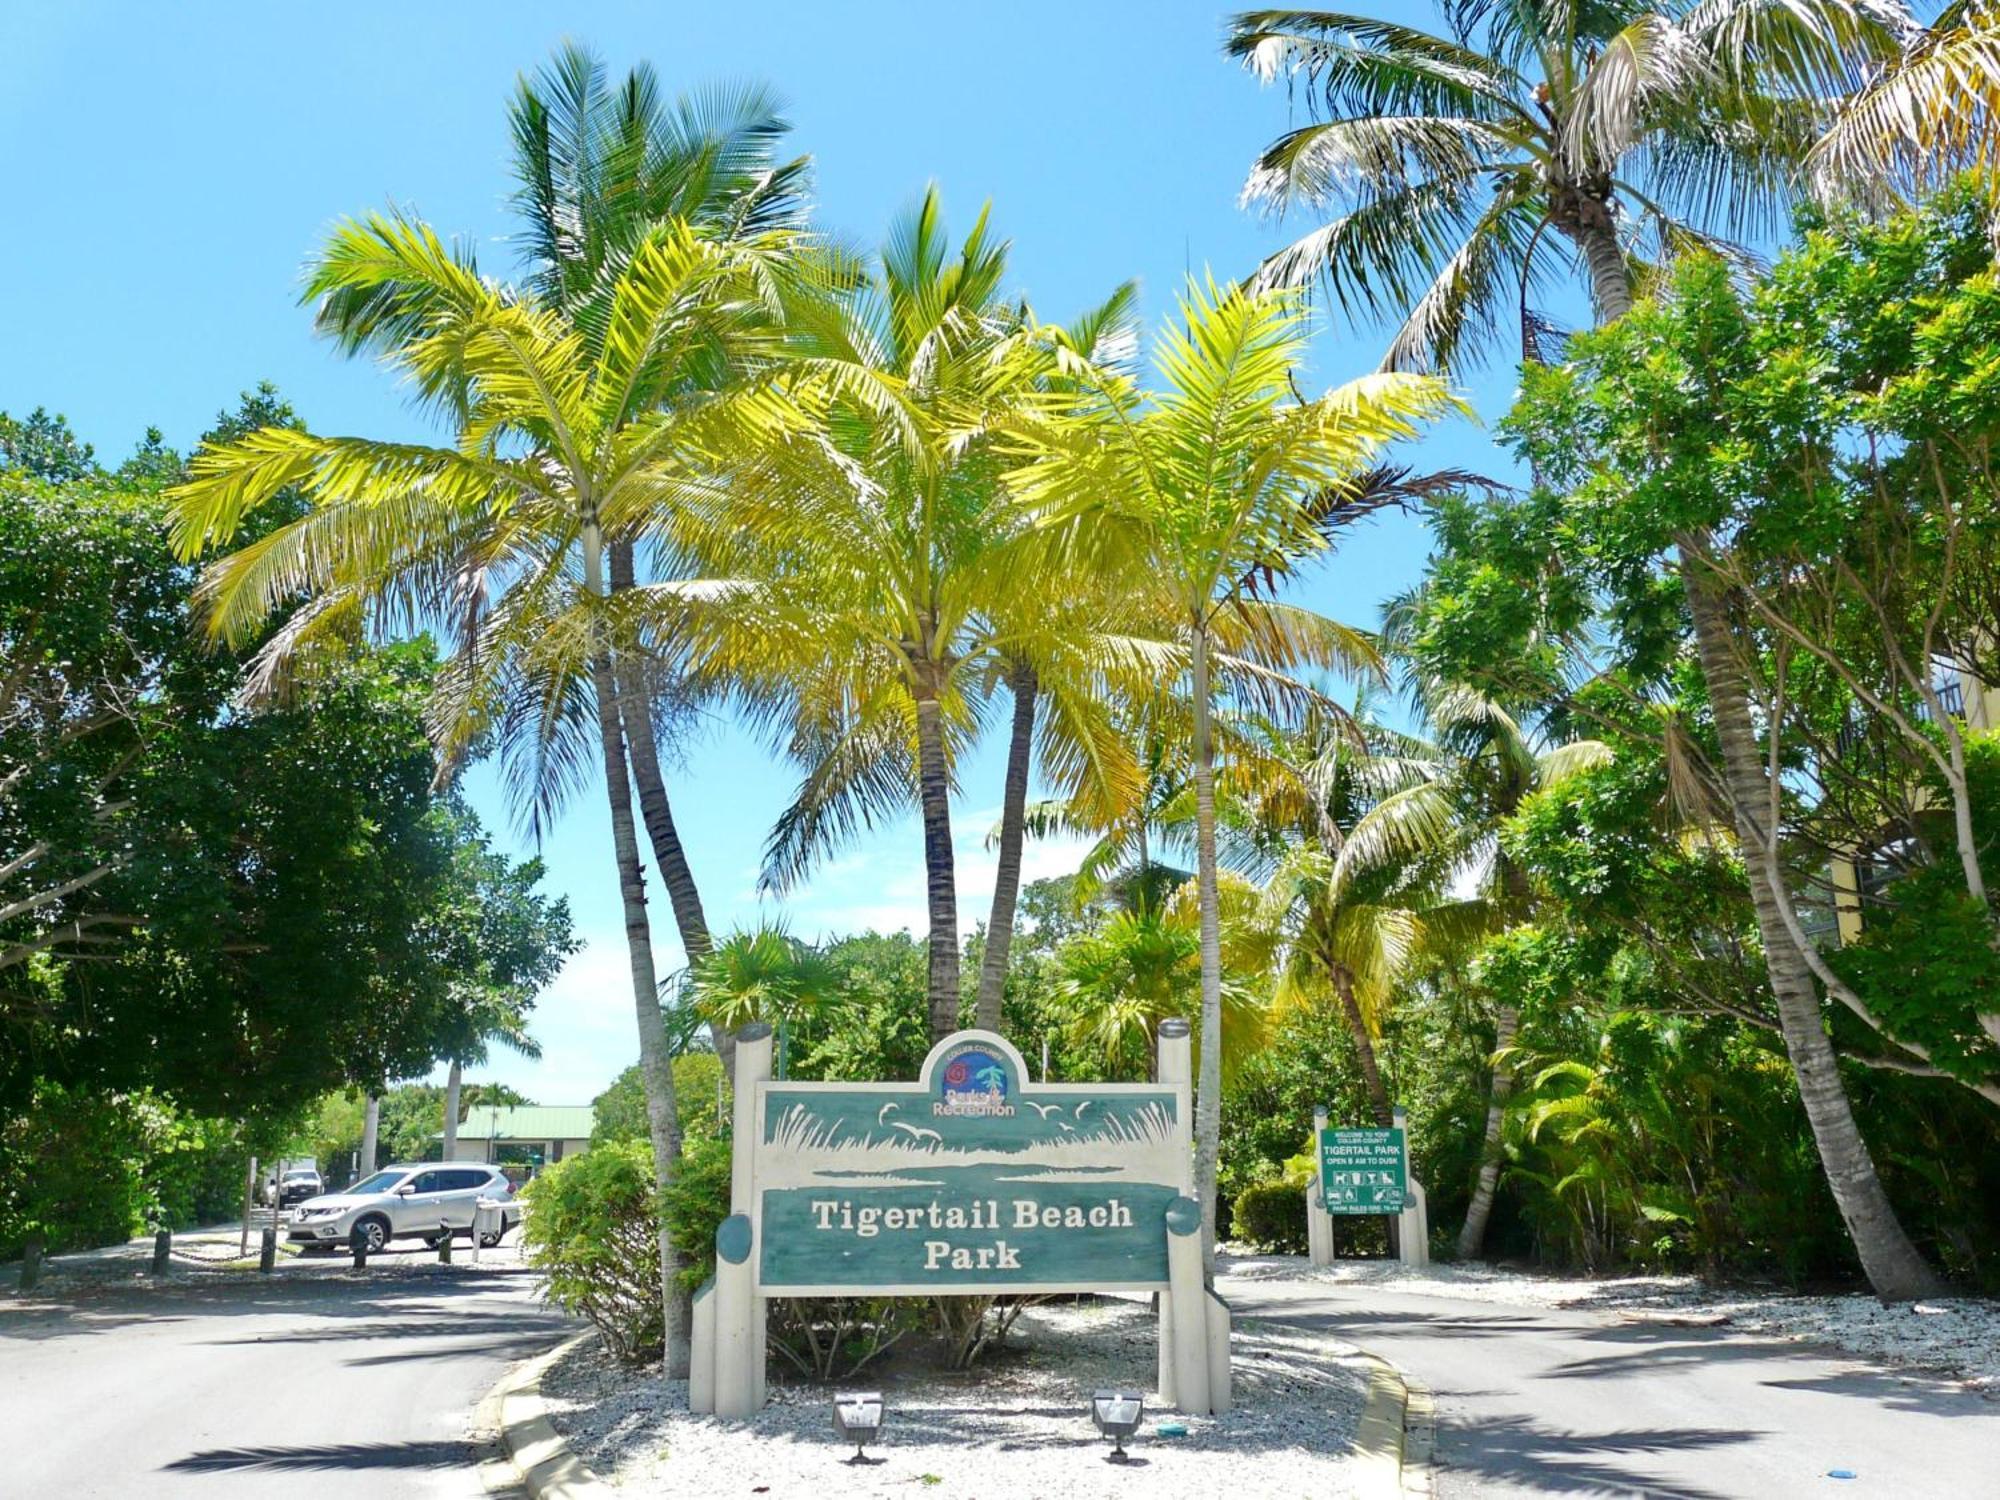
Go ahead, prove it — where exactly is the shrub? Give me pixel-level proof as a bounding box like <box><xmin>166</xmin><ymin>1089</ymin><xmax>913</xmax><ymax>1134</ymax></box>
<box><xmin>523</xmin><ymin>1133</ymin><xmax>738</xmax><ymax>1364</ymax></box>
<box><xmin>1232</xmin><ymin>1181</ymin><xmax>1308</xmax><ymax>1254</ymax></box>
<box><xmin>661</xmin><ymin>1134</ymin><xmax>732</xmax><ymax>1296</ymax></box>
<box><xmin>523</xmin><ymin>1142</ymin><xmax>663</xmax><ymax>1363</ymax></box>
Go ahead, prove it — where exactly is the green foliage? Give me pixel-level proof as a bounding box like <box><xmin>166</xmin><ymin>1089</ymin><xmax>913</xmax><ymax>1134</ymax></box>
<box><xmin>523</xmin><ymin>1142</ymin><xmax>665</xmax><ymax>1363</ymax></box>
<box><xmin>0</xmin><ymin>407</ymin><xmax>95</xmax><ymax>481</ymax></box>
<box><xmin>591</xmin><ymin>1054</ymin><xmax>726</xmax><ymax>1147</ymax></box>
<box><xmin>661</xmin><ymin>1135</ymin><xmax>733</xmax><ymax>1296</ymax></box>
<box><xmin>1232</xmin><ymin>1181</ymin><xmax>1308</xmax><ymax>1255</ymax></box>
<box><xmin>0</xmin><ymin>1081</ymin><xmax>256</xmax><ymax>1256</ymax></box>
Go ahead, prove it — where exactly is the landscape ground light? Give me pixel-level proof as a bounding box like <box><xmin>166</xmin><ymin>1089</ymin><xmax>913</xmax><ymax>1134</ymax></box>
<box><xmin>832</xmin><ymin>1391</ymin><xmax>884</xmax><ymax>1463</ymax></box>
<box><xmin>1091</xmin><ymin>1389</ymin><xmax>1144</xmax><ymax>1462</ymax></box>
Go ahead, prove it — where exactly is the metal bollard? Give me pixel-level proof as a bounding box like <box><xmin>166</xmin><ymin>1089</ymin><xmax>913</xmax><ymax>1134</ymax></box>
<box><xmin>350</xmin><ymin>1229</ymin><xmax>368</xmax><ymax>1269</ymax></box>
<box><xmin>259</xmin><ymin>1226</ymin><xmax>277</xmax><ymax>1273</ymax></box>
<box><xmin>18</xmin><ymin>1234</ymin><xmax>44</xmax><ymax>1293</ymax></box>
<box><xmin>437</xmin><ymin>1222</ymin><xmax>453</xmax><ymax>1264</ymax></box>
<box><xmin>151</xmin><ymin>1229</ymin><xmax>172</xmax><ymax>1275</ymax></box>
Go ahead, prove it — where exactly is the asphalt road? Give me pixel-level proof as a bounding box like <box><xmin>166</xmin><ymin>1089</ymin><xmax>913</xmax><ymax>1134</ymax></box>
<box><xmin>1222</xmin><ymin>1274</ymin><xmax>2000</xmax><ymax>1499</ymax></box>
<box><xmin>0</xmin><ymin>1253</ymin><xmax>573</xmax><ymax>1498</ymax></box>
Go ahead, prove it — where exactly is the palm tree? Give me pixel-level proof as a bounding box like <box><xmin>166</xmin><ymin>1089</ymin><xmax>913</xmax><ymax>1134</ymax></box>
<box><xmin>687</xmin><ymin>923</ymin><xmax>842</xmax><ymax>1034</ymax></box>
<box><xmin>504</xmin><ymin>48</ymin><xmax>813</xmax><ymax>978</ymax></box>
<box><xmin>1007</xmin><ymin>276</ymin><xmax>1457</xmax><ymax>1264</ymax></box>
<box><xmin>1226</xmin><ymin>3</ymin><xmax>1912</xmax><ymax>370</ymax></box>
<box><xmin>1231</xmin><ymin>5</ymin><xmax>1945</xmax><ymax>1298</ymax></box>
<box><xmin>1052</xmin><ymin>879</ymin><xmax>1271</xmax><ymax>1080</ymax></box>
<box><xmin>169</xmin><ymin>211</ymin><xmax>799</xmax><ymax>1374</ymax></box>
<box><xmin>1344</xmin><ymin>682</ymin><xmax>1610</xmax><ymax>1257</ymax></box>
<box><xmin>310</xmin><ymin>44</ymin><xmax>816</xmax><ymax>993</ymax></box>
<box><xmin>440</xmin><ymin>1007</ymin><xmax>541</xmax><ymax>1162</ymax></box>
<box><xmin>1812</xmin><ymin>3</ymin><xmax>2000</xmax><ymax>203</ymax></box>
<box><xmin>687</xmin><ymin>191</ymin><xmax>1140</xmax><ymax>1044</ymax></box>
<box><xmin>1233</xmin><ymin>707</ymin><xmax>1466</xmax><ymax>1129</ymax></box>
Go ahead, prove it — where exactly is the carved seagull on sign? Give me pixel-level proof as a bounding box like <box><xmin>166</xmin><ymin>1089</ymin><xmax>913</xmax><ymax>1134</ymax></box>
<box><xmin>877</xmin><ymin>1102</ymin><xmax>900</xmax><ymax>1126</ymax></box>
<box><xmin>1026</xmin><ymin>1101</ymin><xmax>1062</xmax><ymax>1119</ymax></box>
<box><xmin>1057</xmin><ymin>1122</ymin><xmax>1077</xmax><ymax>1134</ymax></box>
<box><xmin>1074</xmin><ymin>1101</ymin><xmax>1094</xmax><ymax>1119</ymax></box>
<box><xmin>890</xmin><ymin>1121</ymin><xmax>943</xmax><ymax>1146</ymax></box>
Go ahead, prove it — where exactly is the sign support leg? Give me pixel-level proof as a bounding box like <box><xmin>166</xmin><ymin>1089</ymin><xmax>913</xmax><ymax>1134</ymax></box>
<box><xmin>1393</xmin><ymin>1106</ymin><xmax>1429</xmax><ymax>1267</ymax></box>
<box><xmin>730</xmin><ymin>1023</ymin><xmax>773</xmax><ymax>1409</ymax></box>
<box><xmin>1308</xmin><ymin>1107</ymin><xmax>1334</xmax><ymax>1266</ymax></box>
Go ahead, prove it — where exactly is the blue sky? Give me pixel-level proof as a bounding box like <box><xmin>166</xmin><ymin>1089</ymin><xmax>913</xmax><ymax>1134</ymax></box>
<box><xmin>3</xmin><ymin>2</ymin><xmax>1531</xmax><ymax>1104</ymax></box>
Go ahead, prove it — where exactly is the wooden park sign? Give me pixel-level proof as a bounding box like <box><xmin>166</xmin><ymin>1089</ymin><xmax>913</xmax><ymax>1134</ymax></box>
<box><xmin>689</xmin><ymin>1022</ymin><xmax>1231</xmax><ymax>1418</ymax></box>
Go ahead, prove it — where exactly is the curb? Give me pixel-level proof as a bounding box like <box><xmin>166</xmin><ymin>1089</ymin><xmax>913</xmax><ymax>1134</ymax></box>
<box><xmin>1351</xmin><ymin>1345</ymin><xmax>1436</xmax><ymax>1499</ymax></box>
<box><xmin>489</xmin><ymin>1331</ymin><xmax>612</xmax><ymax>1499</ymax></box>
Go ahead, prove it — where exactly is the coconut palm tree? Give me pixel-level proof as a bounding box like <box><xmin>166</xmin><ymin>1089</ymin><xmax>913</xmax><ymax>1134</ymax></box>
<box><xmin>1231</xmin><ymin>4</ymin><xmax>1945</xmax><ymax>1299</ymax></box>
<box><xmin>169</xmin><ymin>210</ymin><xmax>800</xmax><ymax>1375</ymax></box>
<box><xmin>1812</xmin><ymin>3</ymin><xmax>2000</xmax><ymax>203</ymax></box>
<box><xmin>309</xmin><ymin>43</ymin><xmax>817</xmax><ymax>986</ymax></box>
<box><xmin>1226</xmin><ymin>705</ymin><xmax>1466</xmax><ymax>1129</ymax></box>
<box><xmin>440</xmin><ymin>1005</ymin><xmax>542</xmax><ymax>1162</ymax></box>
<box><xmin>1226</xmin><ymin>2</ymin><xmax>1913</xmax><ymax>371</ymax></box>
<box><xmin>1006</xmin><ymin>276</ymin><xmax>1458</xmax><ymax>1264</ymax></box>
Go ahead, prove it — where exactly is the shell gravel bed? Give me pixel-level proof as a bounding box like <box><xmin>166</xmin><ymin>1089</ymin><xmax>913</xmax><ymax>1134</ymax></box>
<box><xmin>1221</xmin><ymin>1250</ymin><xmax>2000</xmax><ymax>1394</ymax></box>
<box><xmin>539</xmin><ymin>1297</ymin><xmax>1369</xmax><ymax>1498</ymax></box>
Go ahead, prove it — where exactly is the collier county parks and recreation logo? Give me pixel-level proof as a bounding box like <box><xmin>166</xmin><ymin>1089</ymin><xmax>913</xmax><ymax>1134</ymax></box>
<box><xmin>935</xmin><ymin>1044</ymin><xmax>1014</xmax><ymax>1118</ymax></box>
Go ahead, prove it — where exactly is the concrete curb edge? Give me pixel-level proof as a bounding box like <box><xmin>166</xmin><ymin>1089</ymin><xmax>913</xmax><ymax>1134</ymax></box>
<box><xmin>1351</xmin><ymin>1344</ymin><xmax>1436</xmax><ymax>1500</ymax></box>
<box><xmin>487</xmin><ymin>1331</ymin><xmax>611</xmax><ymax>1499</ymax></box>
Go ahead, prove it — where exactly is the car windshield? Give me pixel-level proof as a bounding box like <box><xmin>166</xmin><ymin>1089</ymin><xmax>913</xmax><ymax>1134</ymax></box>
<box><xmin>283</xmin><ymin>1171</ymin><xmax>317</xmax><ymax>1181</ymax></box>
<box><xmin>346</xmin><ymin>1171</ymin><xmax>409</xmax><ymax>1195</ymax></box>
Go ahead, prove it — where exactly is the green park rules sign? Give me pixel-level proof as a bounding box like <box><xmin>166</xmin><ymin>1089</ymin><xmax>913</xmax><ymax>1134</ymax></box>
<box><xmin>1319</xmin><ymin>1126</ymin><xmax>1408</xmax><ymax>1215</ymax></box>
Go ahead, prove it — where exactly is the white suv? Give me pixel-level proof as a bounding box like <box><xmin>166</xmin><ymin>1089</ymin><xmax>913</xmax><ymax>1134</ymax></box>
<box><xmin>287</xmin><ymin>1162</ymin><xmax>520</xmax><ymax>1254</ymax></box>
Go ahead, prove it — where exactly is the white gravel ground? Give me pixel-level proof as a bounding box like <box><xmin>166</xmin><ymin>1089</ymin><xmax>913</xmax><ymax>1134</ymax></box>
<box><xmin>1220</xmin><ymin>1250</ymin><xmax>2000</xmax><ymax>1394</ymax></box>
<box><xmin>540</xmin><ymin>1295</ymin><xmax>1370</xmax><ymax>1499</ymax></box>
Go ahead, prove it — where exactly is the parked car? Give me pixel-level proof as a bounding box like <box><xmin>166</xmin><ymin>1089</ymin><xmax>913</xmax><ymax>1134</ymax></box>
<box><xmin>275</xmin><ymin>1167</ymin><xmax>323</xmax><ymax>1208</ymax></box>
<box><xmin>286</xmin><ymin>1162</ymin><xmax>521</xmax><ymax>1254</ymax></box>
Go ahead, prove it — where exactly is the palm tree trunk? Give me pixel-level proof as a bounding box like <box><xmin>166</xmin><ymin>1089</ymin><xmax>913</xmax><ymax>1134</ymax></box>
<box><xmin>609</xmin><ymin>542</ymin><xmax>713</xmax><ymax>970</ymax></box>
<box><xmin>914</xmin><ymin>677</ymin><xmax>960</xmax><ymax>1041</ymax></box>
<box><xmin>442</xmin><ymin>1060</ymin><xmax>462</xmax><ymax>1161</ymax></box>
<box><xmin>975</xmin><ymin>662</ymin><xmax>1037</xmax><ymax>1032</ymax></box>
<box><xmin>359</xmin><ymin>1095</ymin><xmax>379</xmax><ymax>1178</ymax></box>
<box><xmin>1189</xmin><ymin>620</ymin><xmax>1224</xmax><ymax>1273</ymax></box>
<box><xmin>1569</xmin><ymin>213</ymin><xmax>1633</xmax><ymax>323</ymax></box>
<box><xmin>1678</xmin><ymin>539</ymin><xmax>1941</xmax><ymax>1300</ymax></box>
<box><xmin>584</xmin><ymin>517</ymin><xmax>690</xmax><ymax>1372</ymax></box>
<box><xmin>608</xmin><ymin>546</ymin><xmax>727</xmax><ymax>1076</ymax></box>
<box><xmin>1332</xmin><ymin>967</ymin><xmax>1393</xmax><ymax>1127</ymax></box>
<box><xmin>1456</xmin><ymin>1004</ymin><xmax>1517</xmax><ymax>1261</ymax></box>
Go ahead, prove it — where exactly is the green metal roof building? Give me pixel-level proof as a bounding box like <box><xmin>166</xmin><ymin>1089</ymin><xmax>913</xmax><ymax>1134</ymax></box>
<box><xmin>437</xmin><ymin>1105</ymin><xmax>595</xmax><ymax>1168</ymax></box>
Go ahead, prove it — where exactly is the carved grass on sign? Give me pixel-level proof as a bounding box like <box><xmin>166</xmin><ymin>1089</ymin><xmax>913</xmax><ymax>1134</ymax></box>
<box><xmin>689</xmin><ymin>1025</ymin><xmax>1231</xmax><ymax>1419</ymax></box>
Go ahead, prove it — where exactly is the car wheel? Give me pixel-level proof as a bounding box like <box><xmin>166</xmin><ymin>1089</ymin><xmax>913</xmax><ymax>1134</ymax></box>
<box><xmin>479</xmin><ymin>1228</ymin><xmax>506</xmax><ymax>1249</ymax></box>
<box><xmin>354</xmin><ymin>1216</ymin><xmax>390</xmax><ymax>1254</ymax></box>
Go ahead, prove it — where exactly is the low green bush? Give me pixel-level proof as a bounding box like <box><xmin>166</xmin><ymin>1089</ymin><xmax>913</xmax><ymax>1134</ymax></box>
<box><xmin>523</xmin><ymin>1142</ymin><xmax>664</xmax><ymax>1362</ymax></box>
<box><xmin>1232</xmin><ymin>1180</ymin><xmax>1308</xmax><ymax>1254</ymax></box>
<box><xmin>523</xmin><ymin>1134</ymin><xmax>736</xmax><ymax>1364</ymax></box>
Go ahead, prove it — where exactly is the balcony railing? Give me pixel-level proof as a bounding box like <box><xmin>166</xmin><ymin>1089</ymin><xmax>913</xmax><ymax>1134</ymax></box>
<box><xmin>1832</xmin><ymin>677</ymin><xmax>1967</xmax><ymax>759</ymax></box>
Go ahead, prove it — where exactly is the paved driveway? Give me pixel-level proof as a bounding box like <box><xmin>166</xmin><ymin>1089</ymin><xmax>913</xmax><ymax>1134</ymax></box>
<box><xmin>0</xmin><ymin>1256</ymin><xmax>573</xmax><ymax>1497</ymax></box>
<box><xmin>1221</xmin><ymin>1273</ymin><xmax>1999</xmax><ymax>1499</ymax></box>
